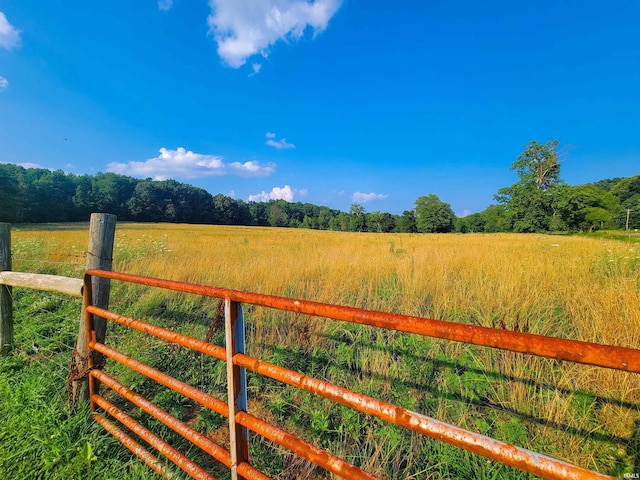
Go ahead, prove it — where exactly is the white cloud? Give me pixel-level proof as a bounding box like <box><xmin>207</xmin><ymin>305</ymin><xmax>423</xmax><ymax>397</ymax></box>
<box><xmin>352</xmin><ymin>192</ymin><xmax>388</xmax><ymax>203</ymax></box>
<box><xmin>0</xmin><ymin>12</ymin><xmax>20</xmax><ymax>51</ymax></box>
<box><xmin>0</xmin><ymin>76</ymin><xmax>8</xmax><ymax>90</ymax></box>
<box><xmin>248</xmin><ymin>184</ymin><xmax>306</xmax><ymax>202</ymax></box>
<box><xmin>207</xmin><ymin>0</ymin><xmax>343</xmax><ymax>68</ymax></box>
<box><xmin>107</xmin><ymin>147</ymin><xmax>275</xmax><ymax>180</ymax></box>
<box><xmin>265</xmin><ymin>132</ymin><xmax>295</xmax><ymax>149</ymax></box>
<box><xmin>158</xmin><ymin>0</ymin><xmax>174</xmax><ymax>11</ymax></box>
<box><xmin>458</xmin><ymin>209</ymin><xmax>472</xmax><ymax>218</ymax></box>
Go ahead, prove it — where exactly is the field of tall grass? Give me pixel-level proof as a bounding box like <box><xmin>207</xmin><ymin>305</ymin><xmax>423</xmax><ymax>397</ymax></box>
<box><xmin>3</xmin><ymin>223</ymin><xmax>639</xmax><ymax>478</ymax></box>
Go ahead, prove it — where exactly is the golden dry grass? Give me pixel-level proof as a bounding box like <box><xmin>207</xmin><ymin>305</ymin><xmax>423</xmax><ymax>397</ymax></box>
<box><xmin>10</xmin><ymin>223</ymin><xmax>640</xmax><ymax>474</ymax></box>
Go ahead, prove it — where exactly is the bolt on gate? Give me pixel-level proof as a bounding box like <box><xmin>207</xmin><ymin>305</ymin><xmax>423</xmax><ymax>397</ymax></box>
<box><xmin>81</xmin><ymin>268</ymin><xmax>640</xmax><ymax>480</ymax></box>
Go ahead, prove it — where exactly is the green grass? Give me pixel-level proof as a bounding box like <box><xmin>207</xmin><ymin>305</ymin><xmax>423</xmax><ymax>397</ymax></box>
<box><xmin>0</xmin><ymin>288</ymin><xmax>159</xmax><ymax>479</ymax></box>
<box><xmin>579</xmin><ymin>229</ymin><xmax>640</xmax><ymax>245</ymax></box>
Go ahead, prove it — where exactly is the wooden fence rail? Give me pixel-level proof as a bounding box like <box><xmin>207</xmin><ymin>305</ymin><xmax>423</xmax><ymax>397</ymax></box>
<box><xmin>0</xmin><ymin>271</ymin><xmax>83</xmax><ymax>297</ymax></box>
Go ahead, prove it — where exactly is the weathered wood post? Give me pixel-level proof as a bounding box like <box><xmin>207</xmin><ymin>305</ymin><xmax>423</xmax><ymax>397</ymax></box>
<box><xmin>0</xmin><ymin>223</ymin><xmax>12</xmax><ymax>355</ymax></box>
<box><xmin>71</xmin><ymin>213</ymin><xmax>117</xmax><ymax>405</ymax></box>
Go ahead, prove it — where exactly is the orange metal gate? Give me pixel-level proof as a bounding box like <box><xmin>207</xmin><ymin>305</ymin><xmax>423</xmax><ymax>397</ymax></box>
<box><xmin>82</xmin><ymin>269</ymin><xmax>639</xmax><ymax>479</ymax></box>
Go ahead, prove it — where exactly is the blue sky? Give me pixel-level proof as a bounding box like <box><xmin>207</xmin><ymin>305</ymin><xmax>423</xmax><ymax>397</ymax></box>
<box><xmin>0</xmin><ymin>1</ymin><xmax>638</xmax><ymax>216</ymax></box>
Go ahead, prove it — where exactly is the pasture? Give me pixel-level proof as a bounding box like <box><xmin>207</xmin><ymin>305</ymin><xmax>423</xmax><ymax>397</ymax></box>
<box><xmin>3</xmin><ymin>223</ymin><xmax>640</xmax><ymax>478</ymax></box>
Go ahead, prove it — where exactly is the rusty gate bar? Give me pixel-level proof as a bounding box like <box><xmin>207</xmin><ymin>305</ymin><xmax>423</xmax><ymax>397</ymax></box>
<box><xmin>90</xmin><ymin>339</ymin><xmax>381</xmax><ymax>480</ymax></box>
<box><xmin>93</xmin><ymin>413</ymin><xmax>175</xmax><ymax>478</ymax></box>
<box><xmin>233</xmin><ymin>411</ymin><xmax>380</xmax><ymax>480</ymax></box>
<box><xmin>85</xmin><ymin>305</ymin><xmax>226</xmax><ymax>361</ymax></box>
<box><xmin>93</xmin><ymin>369</ymin><xmax>272</xmax><ymax>480</ymax></box>
<box><xmin>231</xmin><ymin>353</ymin><xmax>614</xmax><ymax>480</ymax></box>
<box><xmin>85</xmin><ymin>269</ymin><xmax>640</xmax><ymax>373</ymax></box>
<box><xmin>225</xmin><ymin>299</ymin><xmax>249</xmax><ymax>480</ymax></box>
<box><xmin>91</xmin><ymin>341</ymin><xmax>230</xmax><ymax>416</ymax></box>
<box><xmin>92</xmin><ymin>395</ymin><xmax>216</xmax><ymax>480</ymax></box>
<box><xmin>92</xmin><ymin>369</ymin><xmax>239</xmax><ymax>474</ymax></box>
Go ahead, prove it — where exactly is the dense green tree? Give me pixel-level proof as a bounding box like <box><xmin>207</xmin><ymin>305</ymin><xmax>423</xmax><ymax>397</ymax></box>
<box><xmin>496</xmin><ymin>183</ymin><xmax>554</xmax><ymax>232</ymax></box>
<box><xmin>466</xmin><ymin>212</ymin><xmax>487</xmax><ymax>232</ymax></box>
<box><xmin>349</xmin><ymin>203</ymin><xmax>367</xmax><ymax>232</ymax></box>
<box><xmin>455</xmin><ymin>217</ymin><xmax>469</xmax><ymax>233</ymax></box>
<box><xmin>75</xmin><ymin>172</ymin><xmax>138</xmax><ymax>219</ymax></box>
<box><xmin>28</xmin><ymin>170</ymin><xmax>76</xmax><ymax>221</ymax></box>
<box><xmin>212</xmin><ymin>194</ymin><xmax>251</xmax><ymax>225</ymax></box>
<box><xmin>300</xmin><ymin>215</ymin><xmax>317</xmax><ymax>229</ymax></box>
<box><xmin>128</xmin><ymin>181</ymin><xmax>172</xmax><ymax>222</ymax></box>
<box><xmin>414</xmin><ymin>194</ymin><xmax>456</xmax><ymax>233</ymax></box>
<box><xmin>396</xmin><ymin>210</ymin><xmax>418</xmax><ymax>233</ymax></box>
<box><xmin>554</xmin><ymin>185</ymin><xmax>620</xmax><ymax>231</ymax></box>
<box><xmin>590</xmin><ymin>177</ymin><xmax>625</xmax><ymax>192</ymax></box>
<box><xmin>482</xmin><ymin>204</ymin><xmax>509</xmax><ymax>232</ymax></box>
<box><xmin>248</xmin><ymin>201</ymin><xmax>269</xmax><ymax>226</ymax></box>
<box><xmin>456</xmin><ymin>213</ymin><xmax>487</xmax><ymax>233</ymax></box>
<box><xmin>268</xmin><ymin>202</ymin><xmax>289</xmax><ymax>227</ymax></box>
<box><xmin>610</xmin><ymin>174</ymin><xmax>640</xmax><ymax>204</ymax></box>
<box><xmin>329</xmin><ymin>213</ymin><xmax>350</xmax><ymax>231</ymax></box>
<box><xmin>317</xmin><ymin>207</ymin><xmax>334</xmax><ymax>230</ymax></box>
<box><xmin>367</xmin><ymin>211</ymin><xmax>396</xmax><ymax>232</ymax></box>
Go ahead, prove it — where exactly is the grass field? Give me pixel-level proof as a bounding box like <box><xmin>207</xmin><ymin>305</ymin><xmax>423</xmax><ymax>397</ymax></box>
<box><xmin>2</xmin><ymin>223</ymin><xmax>639</xmax><ymax>478</ymax></box>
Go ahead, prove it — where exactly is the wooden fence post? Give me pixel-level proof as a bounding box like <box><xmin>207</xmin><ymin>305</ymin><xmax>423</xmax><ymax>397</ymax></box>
<box><xmin>0</xmin><ymin>223</ymin><xmax>12</xmax><ymax>355</ymax></box>
<box><xmin>72</xmin><ymin>213</ymin><xmax>117</xmax><ymax>405</ymax></box>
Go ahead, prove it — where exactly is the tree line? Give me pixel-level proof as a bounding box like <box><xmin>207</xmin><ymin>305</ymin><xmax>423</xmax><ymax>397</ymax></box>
<box><xmin>0</xmin><ymin>163</ymin><xmax>454</xmax><ymax>232</ymax></box>
<box><xmin>0</xmin><ymin>141</ymin><xmax>638</xmax><ymax>233</ymax></box>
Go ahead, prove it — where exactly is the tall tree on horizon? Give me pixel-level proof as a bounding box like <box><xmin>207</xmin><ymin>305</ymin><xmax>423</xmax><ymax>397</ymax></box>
<box><xmin>495</xmin><ymin>140</ymin><xmax>564</xmax><ymax>232</ymax></box>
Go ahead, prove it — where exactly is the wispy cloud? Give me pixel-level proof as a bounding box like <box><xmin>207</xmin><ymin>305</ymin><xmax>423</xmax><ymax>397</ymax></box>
<box><xmin>157</xmin><ymin>0</ymin><xmax>174</xmax><ymax>11</ymax></box>
<box><xmin>352</xmin><ymin>191</ymin><xmax>388</xmax><ymax>203</ymax></box>
<box><xmin>0</xmin><ymin>76</ymin><xmax>8</xmax><ymax>90</ymax></box>
<box><xmin>0</xmin><ymin>12</ymin><xmax>20</xmax><ymax>51</ymax></box>
<box><xmin>207</xmin><ymin>0</ymin><xmax>343</xmax><ymax>68</ymax></box>
<box><xmin>265</xmin><ymin>132</ymin><xmax>295</xmax><ymax>149</ymax></box>
<box><xmin>249</xmin><ymin>63</ymin><xmax>262</xmax><ymax>77</ymax></box>
<box><xmin>107</xmin><ymin>147</ymin><xmax>275</xmax><ymax>180</ymax></box>
<box><xmin>248</xmin><ymin>184</ymin><xmax>306</xmax><ymax>202</ymax></box>
<box><xmin>0</xmin><ymin>161</ymin><xmax>44</xmax><ymax>169</ymax></box>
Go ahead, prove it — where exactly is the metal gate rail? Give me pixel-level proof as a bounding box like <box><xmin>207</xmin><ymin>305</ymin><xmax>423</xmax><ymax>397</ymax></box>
<box><xmin>83</xmin><ymin>269</ymin><xmax>639</xmax><ymax>479</ymax></box>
